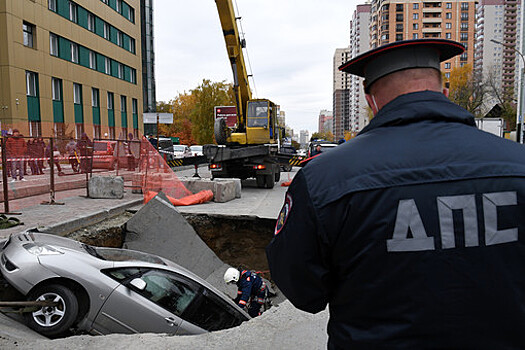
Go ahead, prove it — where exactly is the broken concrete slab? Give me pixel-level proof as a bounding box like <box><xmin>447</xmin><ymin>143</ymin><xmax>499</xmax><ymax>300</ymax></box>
<box><xmin>88</xmin><ymin>176</ymin><xmax>124</xmax><ymax>199</ymax></box>
<box><xmin>123</xmin><ymin>193</ymin><xmax>231</xmax><ymax>295</ymax></box>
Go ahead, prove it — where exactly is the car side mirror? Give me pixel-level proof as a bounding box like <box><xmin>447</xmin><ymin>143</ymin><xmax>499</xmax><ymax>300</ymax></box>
<box><xmin>130</xmin><ymin>278</ymin><xmax>146</xmax><ymax>291</ymax></box>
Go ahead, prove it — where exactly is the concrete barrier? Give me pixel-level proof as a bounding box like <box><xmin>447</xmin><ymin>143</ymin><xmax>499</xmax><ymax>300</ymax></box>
<box><xmin>123</xmin><ymin>193</ymin><xmax>236</xmax><ymax>296</ymax></box>
<box><xmin>88</xmin><ymin>176</ymin><xmax>124</xmax><ymax>199</ymax></box>
<box><xmin>213</xmin><ymin>178</ymin><xmax>241</xmax><ymax>198</ymax></box>
<box><xmin>179</xmin><ymin>177</ymin><xmax>237</xmax><ymax>203</ymax></box>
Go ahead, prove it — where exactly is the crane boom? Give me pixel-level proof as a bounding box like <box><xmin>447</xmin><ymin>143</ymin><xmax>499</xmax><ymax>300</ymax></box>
<box><xmin>215</xmin><ymin>0</ymin><xmax>252</xmax><ymax>130</ymax></box>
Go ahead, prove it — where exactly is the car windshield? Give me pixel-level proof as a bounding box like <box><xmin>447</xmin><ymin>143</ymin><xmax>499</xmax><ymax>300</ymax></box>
<box><xmin>82</xmin><ymin>244</ymin><xmax>166</xmax><ymax>265</ymax></box>
<box><xmin>190</xmin><ymin>146</ymin><xmax>202</xmax><ymax>152</ymax></box>
<box><xmin>173</xmin><ymin>145</ymin><xmax>186</xmax><ymax>152</ymax></box>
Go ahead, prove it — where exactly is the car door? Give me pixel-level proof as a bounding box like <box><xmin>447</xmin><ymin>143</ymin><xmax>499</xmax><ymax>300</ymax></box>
<box><xmin>92</xmin><ymin>267</ymin><xmax>200</xmax><ymax>335</ymax></box>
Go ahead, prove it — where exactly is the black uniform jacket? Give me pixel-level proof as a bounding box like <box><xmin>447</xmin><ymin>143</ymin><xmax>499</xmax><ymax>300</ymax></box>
<box><xmin>267</xmin><ymin>91</ymin><xmax>525</xmax><ymax>349</ymax></box>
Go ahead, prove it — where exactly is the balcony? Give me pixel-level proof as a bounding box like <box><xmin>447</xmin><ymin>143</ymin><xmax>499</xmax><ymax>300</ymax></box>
<box><xmin>422</xmin><ymin>27</ymin><xmax>442</xmax><ymax>33</ymax></box>
<box><xmin>422</xmin><ymin>17</ymin><xmax>442</xmax><ymax>23</ymax></box>
<box><xmin>422</xmin><ymin>7</ymin><xmax>442</xmax><ymax>13</ymax></box>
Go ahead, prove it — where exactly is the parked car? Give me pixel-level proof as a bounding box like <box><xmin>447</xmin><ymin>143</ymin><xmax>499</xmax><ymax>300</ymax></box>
<box><xmin>0</xmin><ymin>232</ymin><xmax>250</xmax><ymax>338</ymax></box>
<box><xmin>189</xmin><ymin>145</ymin><xmax>203</xmax><ymax>157</ymax></box>
<box><xmin>172</xmin><ymin>145</ymin><xmax>192</xmax><ymax>158</ymax></box>
<box><xmin>307</xmin><ymin>141</ymin><xmax>338</xmax><ymax>158</ymax></box>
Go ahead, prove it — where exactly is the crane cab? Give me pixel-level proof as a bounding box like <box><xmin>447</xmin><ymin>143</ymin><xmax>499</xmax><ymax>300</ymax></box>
<box><xmin>245</xmin><ymin>99</ymin><xmax>279</xmax><ymax>145</ymax></box>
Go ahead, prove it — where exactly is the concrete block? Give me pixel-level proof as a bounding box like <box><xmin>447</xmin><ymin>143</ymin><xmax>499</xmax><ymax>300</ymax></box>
<box><xmin>123</xmin><ymin>194</ymin><xmax>231</xmax><ymax>295</ymax></box>
<box><xmin>179</xmin><ymin>177</ymin><xmax>236</xmax><ymax>203</ymax></box>
<box><xmin>88</xmin><ymin>176</ymin><xmax>124</xmax><ymax>199</ymax></box>
<box><xmin>213</xmin><ymin>178</ymin><xmax>241</xmax><ymax>198</ymax></box>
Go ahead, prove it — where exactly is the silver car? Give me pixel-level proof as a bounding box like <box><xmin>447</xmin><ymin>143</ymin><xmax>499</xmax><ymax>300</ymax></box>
<box><xmin>0</xmin><ymin>232</ymin><xmax>250</xmax><ymax>338</ymax></box>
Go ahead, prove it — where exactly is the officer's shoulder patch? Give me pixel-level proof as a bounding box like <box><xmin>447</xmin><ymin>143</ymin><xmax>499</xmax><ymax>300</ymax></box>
<box><xmin>275</xmin><ymin>193</ymin><xmax>293</xmax><ymax>236</ymax></box>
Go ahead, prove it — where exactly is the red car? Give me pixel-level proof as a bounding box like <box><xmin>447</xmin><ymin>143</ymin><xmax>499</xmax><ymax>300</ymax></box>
<box><xmin>92</xmin><ymin>141</ymin><xmax>130</xmax><ymax>170</ymax></box>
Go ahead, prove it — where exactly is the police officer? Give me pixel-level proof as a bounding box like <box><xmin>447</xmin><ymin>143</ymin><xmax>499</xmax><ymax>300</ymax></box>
<box><xmin>266</xmin><ymin>39</ymin><xmax>525</xmax><ymax>349</ymax></box>
<box><xmin>224</xmin><ymin>267</ymin><xmax>267</xmax><ymax>317</ymax></box>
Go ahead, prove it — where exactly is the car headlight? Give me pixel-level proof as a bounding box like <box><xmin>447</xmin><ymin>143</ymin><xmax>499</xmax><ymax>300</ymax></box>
<box><xmin>23</xmin><ymin>243</ymin><xmax>63</xmax><ymax>256</ymax></box>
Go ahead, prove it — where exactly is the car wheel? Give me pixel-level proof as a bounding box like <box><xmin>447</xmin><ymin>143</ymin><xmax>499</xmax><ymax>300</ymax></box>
<box><xmin>24</xmin><ymin>284</ymin><xmax>79</xmax><ymax>338</ymax></box>
<box><xmin>274</xmin><ymin>167</ymin><xmax>281</xmax><ymax>182</ymax></box>
<box><xmin>264</xmin><ymin>174</ymin><xmax>275</xmax><ymax>189</ymax></box>
<box><xmin>283</xmin><ymin>164</ymin><xmax>292</xmax><ymax>172</ymax></box>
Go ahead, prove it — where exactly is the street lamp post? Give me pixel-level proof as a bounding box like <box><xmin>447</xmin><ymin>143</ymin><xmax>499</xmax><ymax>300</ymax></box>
<box><xmin>490</xmin><ymin>38</ymin><xmax>525</xmax><ymax>143</ymax></box>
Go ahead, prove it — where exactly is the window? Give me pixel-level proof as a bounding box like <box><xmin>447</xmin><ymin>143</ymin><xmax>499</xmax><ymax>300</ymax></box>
<box><xmin>121</xmin><ymin>96</ymin><xmax>127</xmax><ymax>112</ymax></box>
<box><xmin>461</xmin><ymin>23</ymin><xmax>468</xmax><ymax>31</ymax></box>
<box><xmin>446</xmin><ymin>2</ymin><xmax>452</xmax><ymax>9</ymax></box>
<box><xmin>446</xmin><ymin>12</ymin><xmax>452</xmax><ymax>19</ymax></box>
<box><xmin>446</xmin><ymin>23</ymin><xmax>452</xmax><ymax>29</ymax></box>
<box><xmin>130</xmin><ymin>38</ymin><xmax>135</xmax><ymax>53</ymax></box>
<box><xmin>71</xmin><ymin>43</ymin><xmax>78</xmax><ymax>63</ymax></box>
<box><xmin>460</xmin><ymin>33</ymin><xmax>468</xmax><ymax>41</ymax></box>
<box><xmin>413</xmin><ymin>33</ymin><xmax>419</xmax><ymax>39</ymax></box>
<box><xmin>132</xmin><ymin>99</ymin><xmax>137</xmax><ymax>114</ymax></box>
<box><xmin>461</xmin><ymin>12</ymin><xmax>468</xmax><ymax>21</ymax></box>
<box><xmin>94</xmin><ymin>125</ymin><xmax>101</xmax><ymax>139</ymax></box>
<box><xmin>109</xmin><ymin>126</ymin><xmax>115</xmax><ymax>139</ymax></box>
<box><xmin>130</xmin><ymin>69</ymin><xmax>136</xmax><ymax>84</ymax></box>
<box><xmin>102</xmin><ymin>0</ymin><xmax>108</xmax><ymax>4</ymax></box>
<box><xmin>118</xmin><ymin>63</ymin><xmax>124</xmax><ymax>79</ymax></box>
<box><xmin>48</xmin><ymin>0</ymin><xmax>56</xmax><ymax>11</ymax></box>
<box><xmin>89</xmin><ymin>51</ymin><xmax>96</xmax><ymax>69</ymax></box>
<box><xmin>73</xmin><ymin>83</ymin><xmax>82</xmax><ymax>104</ymax></box>
<box><xmin>116</xmin><ymin>0</ymin><xmax>122</xmax><ymax>13</ymax></box>
<box><xmin>446</xmin><ymin>32</ymin><xmax>451</xmax><ymax>39</ymax></box>
<box><xmin>75</xmin><ymin>124</ymin><xmax>84</xmax><ymax>138</ymax></box>
<box><xmin>92</xmin><ymin>88</ymin><xmax>99</xmax><ymax>107</ymax></box>
<box><xmin>445</xmin><ymin>72</ymin><xmax>450</xmax><ymax>79</ymax></box>
<box><xmin>461</xmin><ymin>2</ymin><xmax>469</xmax><ymax>10</ymax></box>
<box><xmin>396</xmin><ymin>24</ymin><xmax>403</xmax><ymax>32</ymax></box>
<box><xmin>49</xmin><ymin>33</ymin><xmax>58</xmax><ymax>56</ymax></box>
<box><xmin>26</xmin><ymin>71</ymin><xmax>37</xmax><ymax>96</ymax></box>
<box><xmin>69</xmin><ymin>2</ymin><xmax>78</xmax><ymax>23</ymax></box>
<box><xmin>117</xmin><ymin>31</ymin><xmax>123</xmax><ymax>47</ymax></box>
<box><xmin>29</xmin><ymin>121</ymin><xmax>42</xmax><ymax>138</ymax></box>
<box><xmin>396</xmin><ymin>34</ymin><xmax>403</xmax><ymax>41</ymax></box>
<box><xmin>396</xmin><ymin>14</ymin><xmax>403</xmax><ymax>21</ymax></box>
<box><xmin>107</xmin><ymin>92</ymin><xmax>114</xmax><ymax>110</ymax></box>
<box><xmin>129</xmin><ymin>7</ymin><xmax>135</xmax><ymax>22</ymax></box>
<box><xmin>105</xmin><ymin>57</ymin><xmax>111</xmax><ymax>74</ymax></box>
<box><xmin>445</xmin><ymin>63</ymin><xmax>451</xmax><ymax>69</ymax></box>
<box><xmin>413</xmin><ymin>3</ymin><xmax>419</xmax><ymax>9</ymax></box>
<box><xmin>460</xmin><ymin>52</ymin><xmax>468</xmax><ymax>61</ymax></box>
<box><xmin>23</xmin><ymin>22</ymin><xmax>35</xmax><ymax>48</ymax></box>
<box><xmin>413</xmin><ymin>23</ymin><xmax>419</xmax><ymax>30</ymax></box>
<box><xmin>52</xmin><ymin>78</ymin><xmax>61</xmax><ymax>100</ymax></box>
<box><xmin>103</xmin><ymin>22</ymin><xmax>110</xmax><ymax>40</ymax></box>
<box><xmin>88</xmin><ymin>13</ymin><xmax>95</xmax><ymax>32</ymax></box>
<box><xmin>413</xmin><ymin>13</ymin><xmax>419</xmax><ymax>20</ymax></box>
<box><xmin>396</xmin><ymin>4</ymin><xmax>403</xmax><ymax>11</ymax></box>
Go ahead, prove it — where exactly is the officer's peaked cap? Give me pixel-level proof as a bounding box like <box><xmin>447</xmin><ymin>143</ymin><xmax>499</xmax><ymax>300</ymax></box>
<box><xmin>339</xmin><ymin>39</ymin><xmax>465</xmax><ymax>92</ymax></box>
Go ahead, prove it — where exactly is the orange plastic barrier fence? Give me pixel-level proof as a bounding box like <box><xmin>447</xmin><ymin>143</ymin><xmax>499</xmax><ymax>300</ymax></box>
<box><xmin>144</xmin><ymin>190</ymin><xmax>214</xmax><ymax>206</ymax></box>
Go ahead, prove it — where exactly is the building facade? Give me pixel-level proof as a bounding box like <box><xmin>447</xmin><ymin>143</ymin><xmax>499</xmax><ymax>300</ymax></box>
<box><xmin>299</xmin><ymin>129</ymin><xmax>310</xmax><ymax>148</ymax></box>
<box><xmin>318</xmin><ymin>109</ymin><xmax>333</xmax><ymax>134</ymax></box>
<box><xmin>474</xmin><ymin>0</ymin><xmax>522</xmax><ymax>114</ymax></box>
<box><xmin>0</xmin><ymin>0</ymin><xmax>144</xmax><ymax>139</ymax></box>
<box><xmin>333</xmin><ymin>47</ymin><xmax>351</xmax><ymax>140</ymax></box>
<box><xmin>368</xmin><ymin>0</ymin><xmax>477</xmax><ymax>81</ymax></box>
<box><xmin>349</xmin><ymin>4</ymin><xmax>371</xmax><ymax>134</ymax></box>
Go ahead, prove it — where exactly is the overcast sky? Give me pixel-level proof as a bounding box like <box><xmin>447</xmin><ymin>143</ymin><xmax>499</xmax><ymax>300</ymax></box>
<box><xmin>153</xmin><ymin>0</ymin><xmax>362</xmax><ymax>134</ymax></box>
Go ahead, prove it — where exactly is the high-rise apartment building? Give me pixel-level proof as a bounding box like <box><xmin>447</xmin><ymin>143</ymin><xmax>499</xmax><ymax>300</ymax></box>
<box><xmin>299</xmin><ymin>129</ymin><xmax>310</xmax><ymax>148</ymax></box>
<box><xmin>368</xmin><ymin>0</ymin><xmax>477</xmax><ymax>80</ymax></box>
<box><xmin>474</xmin><ymin>0</ymin><xmax>521</xmax><ymax>113</ymax></box>
<box><xmin>349</xmin><ymin>4</ymin><xmax>371</xmax><ymax>134</ymax></box>
<box><xmin>333</xmin><ymin>48</ymin><xmax>351</xmax><ymax>140</ymax></box>
<box><xmin>318</xmin><ymin>109</ymin><xmax>333</xmax><ymax>134</ymax></box>
<box><xmin>141</xmin><ymin>0</ymin><xmax>155</xmax><ymax>114</ymax></box>
<box><xmin>0</xmin><ymin>0</ymin><xmax>144</xmax><ymax>139</ymax></box>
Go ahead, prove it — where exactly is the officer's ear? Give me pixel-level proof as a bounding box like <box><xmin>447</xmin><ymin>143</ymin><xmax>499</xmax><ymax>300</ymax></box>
<box><xmin>442</xmin><ymin>87</ymin><xmax>449</xmax><ymax>97</ymax></box>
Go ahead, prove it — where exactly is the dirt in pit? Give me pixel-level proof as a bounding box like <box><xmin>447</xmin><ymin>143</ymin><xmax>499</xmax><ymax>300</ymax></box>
<box><xmin>183</xmin><ymin>214</ymin><xmax>276</xmax><ymax>277</ymax></box>
<box><xmin>66</xmin><ymin>212</ymin><xmax>133</xmax><ymax>247</ymax></box>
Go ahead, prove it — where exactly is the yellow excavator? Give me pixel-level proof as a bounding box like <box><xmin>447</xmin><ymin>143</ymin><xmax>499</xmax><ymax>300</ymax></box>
<box><xmin>204</xmin><ymin>0</ymin><xmax>283</xmax><ymax>188</ymax></box>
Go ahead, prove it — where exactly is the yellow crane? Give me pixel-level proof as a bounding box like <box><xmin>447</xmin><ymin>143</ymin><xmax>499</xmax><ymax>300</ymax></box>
<box><xmin>214</xmin><ymin>0</ymin><xmax>280</xmax><ymax>146</ymax></box>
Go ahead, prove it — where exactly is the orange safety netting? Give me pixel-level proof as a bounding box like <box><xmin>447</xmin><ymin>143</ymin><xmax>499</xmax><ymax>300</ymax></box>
<box><xmin>138</xmin><ymin>137</ymin><xmax>213</xmax><ymax>206</ymax></box>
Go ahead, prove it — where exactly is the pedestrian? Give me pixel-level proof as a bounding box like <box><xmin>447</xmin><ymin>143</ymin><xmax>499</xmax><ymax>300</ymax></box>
<box><xmin>5</xmin><ymin>129</ymin><xmax>27</xmax><ymax>182</ymax></box>
<box><xmin>35</xmin><ymin>137</ymin><xmax>46</xmax><ymax>172</ymax></box>
<box><xmin>27</xmin><ymin>139</ymin><xmax>41</xmax><ymax>175</ymax></box>
<box><xmin>266</xmin><ymin>39</ymin><xmax>525</xmax><ymax>349</ymax></box>
<box><xmin>45</xmin><ymin>144</ymin><xmax>64</xmax><ymax>176</ymax></box>
<box><xmin>65</xmin><ymin>138</ymin><xmax>79</xmax><ymax>173</ymax></box>
<box><xmin>125</xmin><ymin>133</ymin><xmax>137</xmax><ymax>171</ymax></box>
<box><xmin>223</xmin><ymin>267</ymin><xmax>267</xmax><ymax>317</ymax></box>
<box><xmin>77</xmin><ymin>133</ymin><xmax>93</xmax><ymax>173</ymax></box>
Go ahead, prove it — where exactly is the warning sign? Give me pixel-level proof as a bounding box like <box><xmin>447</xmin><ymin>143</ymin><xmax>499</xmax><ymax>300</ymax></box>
<box><xmin>214</xmin><ymin>106</ymin><xmax>237</xmax><ymax>128</ymax></box>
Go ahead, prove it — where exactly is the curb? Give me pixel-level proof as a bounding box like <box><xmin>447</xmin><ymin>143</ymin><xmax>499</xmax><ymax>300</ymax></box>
<box><xmin>38</xmin><ymin>198</ymin><xmax>144</xmax><ymax>236</ymax></box>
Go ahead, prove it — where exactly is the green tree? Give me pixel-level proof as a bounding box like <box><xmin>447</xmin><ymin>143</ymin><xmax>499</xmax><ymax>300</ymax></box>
<box><xmin>311</xmin><ymin>131</ymin><xmax>334</xmax><ymax>142</ymax></box>
<box><xmin>190</xmin><ymin>80</ymin><xmax>234</xmax><ymax>144</ymax></box>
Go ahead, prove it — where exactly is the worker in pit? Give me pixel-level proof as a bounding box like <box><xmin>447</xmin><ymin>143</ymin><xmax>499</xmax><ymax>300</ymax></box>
<box><xmin>266</xmin><ymin>39</ymin><xmax>525</xmax><ymax>349</ymax></box>
<box><xmin>224</xmin><ymin>267</ymin><xmax>267</xmax><ymax>317</ymax></box>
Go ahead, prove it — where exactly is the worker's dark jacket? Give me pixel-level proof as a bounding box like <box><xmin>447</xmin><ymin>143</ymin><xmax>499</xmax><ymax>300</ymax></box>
<box><xmin>267</xmin><ymin>91</ymin><xmax>525</xmax><ymax>349</ymax></box>
<box><xmin>234</xmin><ymin>270</ymin><xmax>263</xmax><ymax>307</ymax></box>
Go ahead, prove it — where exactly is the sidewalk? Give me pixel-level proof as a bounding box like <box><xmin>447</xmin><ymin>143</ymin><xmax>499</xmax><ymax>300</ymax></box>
<box><xmin>0</xmin><ymin>189</ymin><xmax>143</xmax><ymax>239</ymax></box>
